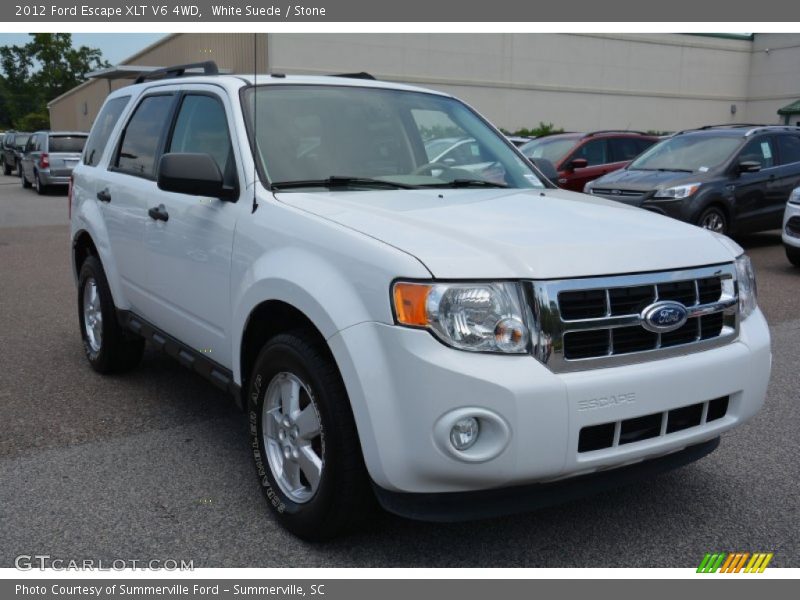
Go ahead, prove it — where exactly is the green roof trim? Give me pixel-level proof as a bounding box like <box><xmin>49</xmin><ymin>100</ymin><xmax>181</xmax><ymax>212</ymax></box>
<box><xmin>778</xmin><ymin>100</ymin><xmax>800</xmax><ymax>115</ymax></box>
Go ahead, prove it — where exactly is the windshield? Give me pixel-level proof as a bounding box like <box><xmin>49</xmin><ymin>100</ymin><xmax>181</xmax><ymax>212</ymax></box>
<box><xmin>520</xmin><ymin>137</ymin><xmax>577</xmax><ymax>164</ymax></box>
<box><xmin>242</xmin><ymin>85</ymin><xmax>545</xmax><ymax>190</ymax></box>
<box><xmin>629</xmin><ymin>135</ymin><xmax>742</xmax><ymax>172</ymax></box>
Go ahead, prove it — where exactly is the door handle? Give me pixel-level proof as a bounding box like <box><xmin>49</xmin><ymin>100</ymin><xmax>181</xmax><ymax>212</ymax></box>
<box><xmin>96</xmin><ymin>188</ymin><xmax>111</xmax><ymax>203</ymax></box>
<box><xmin>148</xmin><ymin>204</ymin><xmax>169</xmax><ymax>222</ymax></box>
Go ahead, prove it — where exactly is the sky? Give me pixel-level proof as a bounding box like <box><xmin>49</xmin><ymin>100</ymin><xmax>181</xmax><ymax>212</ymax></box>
<box><xmin>0</xmin><ymin>33</ymin><xmax>166</xmax><ymax>64</ymax></box>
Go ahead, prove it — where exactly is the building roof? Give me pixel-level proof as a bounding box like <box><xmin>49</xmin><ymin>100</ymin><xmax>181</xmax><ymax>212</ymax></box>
<box><xmin>778</xmin><ymin>99</ymin><xmax>800</xmax><ymax>115</ymax></box>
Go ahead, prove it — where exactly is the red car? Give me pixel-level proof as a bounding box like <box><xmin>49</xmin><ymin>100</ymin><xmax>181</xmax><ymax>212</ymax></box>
<box><xmin>520</xmin><ymin>131</ymin><xmax>658</xmax><ymax>192</ymax></box>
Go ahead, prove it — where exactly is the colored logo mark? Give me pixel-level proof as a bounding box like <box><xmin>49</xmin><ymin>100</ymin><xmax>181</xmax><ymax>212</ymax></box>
<box><xmin>697</xmin><ymin>552</ymin><xmax>773</xmax><ymax>573</ymax></box>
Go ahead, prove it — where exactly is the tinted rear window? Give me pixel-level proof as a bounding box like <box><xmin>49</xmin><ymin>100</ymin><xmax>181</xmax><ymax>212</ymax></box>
<box><xmin>84</xmin><ymin>96</ymin><xmax>130</xmax><ymax>167</ymax></box>
<box><xmin>49</xmin><ymin>135</ymin><xmax>87</xmax><ymax>153</ymax></box>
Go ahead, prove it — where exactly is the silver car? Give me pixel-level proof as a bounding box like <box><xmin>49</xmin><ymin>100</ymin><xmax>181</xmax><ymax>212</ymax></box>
<box><xmin>21</xmin><ymin>131</ymin><xmax>88</xmax><ymax>194</ymax></box>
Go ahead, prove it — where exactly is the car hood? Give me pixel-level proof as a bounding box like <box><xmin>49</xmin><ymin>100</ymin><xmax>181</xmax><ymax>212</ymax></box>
<box><xmin>274</xmin><ymin>187</ymin><xmax>737</xmax><ymax>279</ymax></box>
<box><xmin>590</xmin><ymin>168</ymin><xmax>711</xmax><ymax>191</ymax></box>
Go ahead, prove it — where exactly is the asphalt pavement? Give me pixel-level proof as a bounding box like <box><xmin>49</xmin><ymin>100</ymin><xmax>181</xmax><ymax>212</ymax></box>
<box><xmin>0</xmin><ymin>173</ymin><xmax>798</xmax><ymax>567</ymax></box>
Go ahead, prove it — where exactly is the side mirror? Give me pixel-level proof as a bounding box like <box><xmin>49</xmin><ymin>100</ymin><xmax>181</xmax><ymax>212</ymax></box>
<box><xmin>157</xmin><ymin>153</ymin><xmax>237</xmax><ymax>200</ymax></box>
<box><xmin>530</xmin><ymin>157</ymin><xmax>559</xmax><ymax>182</ymax></box>
<box><xmin>738</xmin><ymin>160</ymin><xmax>761</xmax><ymax>173</ymax></box>
<box><xmin>568</xmin><ymin>157</ymin><xmax>588</xmax><ymax>170</ymax></box>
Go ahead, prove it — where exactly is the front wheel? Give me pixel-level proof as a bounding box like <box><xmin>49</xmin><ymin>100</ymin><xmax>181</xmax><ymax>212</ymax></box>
<box><xmin>696</xmin><ymin>205</ymin><xmax>728</xmax><ymax>235</ymax></box>
<box><xmin>21</xmin><ymin>169</ymin><xmax>31</xmax><ymax>188</ymax></box>
<box><xmin>78</xmin><ymin>256</ymin><xmax>145</xmax><ymax>373</ymax></box>
<box><xmin>248</xmin><ymin>331</ymin><xmax>373</xmax><ymax>540</ymax></box>
<box><xmin>786</xmin><ymin>244</ymin><xmax>800</xmax><ymax>267</ymax></box>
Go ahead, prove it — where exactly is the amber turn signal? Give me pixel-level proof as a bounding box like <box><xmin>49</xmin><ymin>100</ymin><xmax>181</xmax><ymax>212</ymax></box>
<box><xmin>393</xmin><ymin>282</ymin><xmax>432</xmax><ymax>327</ymax></box>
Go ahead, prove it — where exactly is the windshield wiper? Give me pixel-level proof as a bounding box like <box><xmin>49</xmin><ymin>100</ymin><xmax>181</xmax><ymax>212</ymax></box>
<box><xmin>271</xmin><ymin>176</ymin><xmax>420</xmax><ymax>191</ymax></box>
<box><xmin>634</xmin><ymin>167</ymin><xmax>694</xmax><ymax>173</ymax></box>
<box><xmin>426</xmin><ymin>178</ymin><xmax>507</xmax><ymax>188</ymax></box>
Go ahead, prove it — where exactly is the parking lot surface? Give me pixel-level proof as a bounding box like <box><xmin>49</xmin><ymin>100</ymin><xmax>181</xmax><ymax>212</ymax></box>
<box><xmin>1</xmin><ymin>174</ymin><xmax>798</xmax><ymax>567</ymax></box>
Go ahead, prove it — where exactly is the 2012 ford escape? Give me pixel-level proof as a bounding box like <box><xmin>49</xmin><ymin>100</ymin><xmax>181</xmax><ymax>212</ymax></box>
<box><xmin>70</xmin><ymin>62</ymin><xmax>771</xmax><ymax>540</ymax></box>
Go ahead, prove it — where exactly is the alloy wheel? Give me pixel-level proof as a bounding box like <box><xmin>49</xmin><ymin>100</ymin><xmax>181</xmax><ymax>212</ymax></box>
<box><xmin>82</xmin><ymin>277</ymin><xmax>103</xmax><ymax>353</ymax></box>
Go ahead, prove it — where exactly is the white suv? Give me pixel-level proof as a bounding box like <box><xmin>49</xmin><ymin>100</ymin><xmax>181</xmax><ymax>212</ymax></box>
<box><xmin>783</xmin><ymin>187</ymin><xmax>800</xmax><ymax>266</ymax></box>
<box><xmin>70</xmin><ymin>62</ymin><xmax>771</xmax><ymax>540</ymax></box>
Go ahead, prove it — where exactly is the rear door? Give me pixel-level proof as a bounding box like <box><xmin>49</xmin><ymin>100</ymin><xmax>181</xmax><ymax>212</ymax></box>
<box><xmin>22</xmin><ymin>134</ymin><xmax>41</xmax><ymax>181</ymax></box>
<box><xmin>142</xmin><ymin>86</ymin><xmax>243</xmax><ymax>365</ymax></box>
<box><xmin>101</xmin><ymin>89</ymin><xmax>180</xmax><ymax>316</ymax></box>
<box><xmin>561</xmin><ymin>138</ymin><xmax>610</xmax><ymax>191</ymax></box>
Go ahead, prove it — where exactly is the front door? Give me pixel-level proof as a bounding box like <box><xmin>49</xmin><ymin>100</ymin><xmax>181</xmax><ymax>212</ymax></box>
<box><xmin>143</xmin><ymin>88</ymin><xmax>243</xmax><ymax>367</ymax></box>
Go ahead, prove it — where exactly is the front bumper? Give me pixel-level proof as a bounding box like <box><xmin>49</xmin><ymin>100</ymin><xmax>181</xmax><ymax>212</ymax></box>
<box><xmin>328</xmin><ymin>309</ymin><xmax>771</xmax><ymax>495</ymax></box>
<box><xmin>782</xmin><ymin>202</ymin><xmax>800</xmax><ymax>248</ymax></box>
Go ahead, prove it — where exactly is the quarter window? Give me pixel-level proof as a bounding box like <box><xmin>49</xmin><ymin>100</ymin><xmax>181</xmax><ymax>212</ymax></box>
<box><xmin>115</xmin><ymin>94</ymin><xmax>175</xmax><ymax>177</ymax></box>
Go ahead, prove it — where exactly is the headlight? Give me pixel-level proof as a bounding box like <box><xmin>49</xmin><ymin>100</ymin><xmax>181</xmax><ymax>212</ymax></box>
<box><xmin>583</xmin><ymin>182</ymin><xmax>593</xmax><ymax>194</ymax></box>
<box><xmin>735</xmin><ymin>254</ymin><xmax>757</xmax><ymax>319</ymax></box>
<box><xmin>393</xmin><ymin>281</ymin><xmax>530</xmax><ymax>353</ymax></box>
<box><xmin>651</xmin><ymin>182</ymin><xmax>701</xmax><ymax>200</ymax></box>
<box><xmin>789</xmin><ymin>187</ymin><xmax>800</xmax><ymax>205</ymax></box>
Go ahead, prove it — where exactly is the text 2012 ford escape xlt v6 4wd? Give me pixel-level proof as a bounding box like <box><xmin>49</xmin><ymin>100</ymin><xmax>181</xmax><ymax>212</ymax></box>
<box><xmin>70</xmin><ymin>63</ymin><xmax>771</xmax><ymax>540</ymax></box>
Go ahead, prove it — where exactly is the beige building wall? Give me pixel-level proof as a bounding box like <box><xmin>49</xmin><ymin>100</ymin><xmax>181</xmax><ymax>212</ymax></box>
<box><xmin>266</xmin><ymin>33</ymin><xmax>754</xmax><ymax>132</ymax></box>
<box><xmin>744</xmin><ymin>33</ymin><xmax>800</xmax><ymax>125</ymax></box>
<box><xmin>48</xmin><ymin>32</ymin><xmax>800</xmax><ymax>133</ymax></box>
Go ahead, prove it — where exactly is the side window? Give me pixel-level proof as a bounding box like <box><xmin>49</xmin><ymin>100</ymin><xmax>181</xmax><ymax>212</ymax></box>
<box><xmin>777</xmin><ymin>135</ymin><xmax>800</xmax><ymax>165</ymax></box>
<box><xmin>167</xmin><ymin>94</ymin><xmax>234</xmax><ymax>183</ymax></box>
<box><xmin>739</xmin><ymin>137</ymin><xmax>776</xmax><ymax>169</ymax></box>
<box><xmin>84</xmin><ymin>96</ymin><xmax>130</xmax><ymax>167</ymax></box>
<box><xmin>609</xmin><ymin>138</ymin><xmax>642</xmax><ymax>162</ymax></box>
<box><xmin>636</xmin><ymin>138</ymin><xmax>657</xmax><ymax>154</ymax></box>
<box><xmin>570</xmin><ymin>139</ymin><xmax>608</xmax><ymax>167</ymax></box>
<box><xmin>115</xmin><ymin>94</ymin><xmax>175</xmax><ymax>177</ymax></box>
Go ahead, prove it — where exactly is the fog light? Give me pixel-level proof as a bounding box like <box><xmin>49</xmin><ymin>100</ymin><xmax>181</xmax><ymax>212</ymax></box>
<box><xmin>450</xmin><ymin>417</ymin><xmax>480</xmax><ymax>451</ymax></box>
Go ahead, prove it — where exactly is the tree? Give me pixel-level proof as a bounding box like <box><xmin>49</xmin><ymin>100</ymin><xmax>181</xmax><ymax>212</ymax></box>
<box><xmin>0</xmin><ymin>34</ymin><xmax>110</xmax><ymax>129</ymax></box>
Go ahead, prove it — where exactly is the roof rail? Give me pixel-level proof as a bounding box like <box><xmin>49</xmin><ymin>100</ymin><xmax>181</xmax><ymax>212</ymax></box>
<box><xmin>698</xmin><ymin>123</ymin><xmax>765</xmax><ymax>130</ymax></box>
<box><xmin>330</xmin><ymin>72</ymin><xmax>376</xmax><ymax>80</ymax></box>
<box><xmin>583</xmin><ymin>129</ymin><xmax>650</xmax><ymax>137</ymax></box>
<box><xmin>134</xmin><ymin>61</ymin><xmax>219</xmax><ymax>84</ymax></box>
<box><xmin>744</xmin><ymin>124</ymin><xmax>800</xmax><ymax>137</ymax></box>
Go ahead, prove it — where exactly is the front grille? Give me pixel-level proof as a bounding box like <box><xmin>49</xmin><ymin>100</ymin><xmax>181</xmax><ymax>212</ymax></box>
<box><xmin>786</xmin><ymin>215</ymin><xmax>800</xmax><ymax>238</ymax></box>
<box><xmin>529</xmin><ymin>264</ymin><xmax>739</xmax><ymax>372</ymax></box>
<box><xmin>578</xmin><ymin>396</ymin><xmax>729</xmax><ymax>453</ymax></box>
<box><xmin>590</xmin><ymin>188</ymin><xmax>646</xmax><ymax>200</ymax></box>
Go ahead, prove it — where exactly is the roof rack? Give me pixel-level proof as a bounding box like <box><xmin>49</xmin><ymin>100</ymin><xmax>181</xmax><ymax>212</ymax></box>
<box><xmin>330</xmin><ymin>72</ymin><xmax>376</xmax><ymax>80</ymax></box>
<box><xmin>697</xmin><ymin>123</ymin><xmax>765</xmax><ymax>130</ymax></box>
<box><xmin>744</xmin><ymin>124</ymin><xmax>800</xmax><ymax>136</ymax></box>
<box><xmin>134</xmin><ymin>61</ymin><xmax>219</xmax><ymax>84</ymax></box>
<box><xmin>583</xmin><ymin>129</ymin><xmax>650</xmax><ymax>137</ymax></box>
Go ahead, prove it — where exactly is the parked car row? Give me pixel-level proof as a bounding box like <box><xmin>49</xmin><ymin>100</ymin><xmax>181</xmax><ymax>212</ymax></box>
<box><xmin>2</xmin><ymin>129</ymin><xmax>88</xmax><ymax>194</ymax></box>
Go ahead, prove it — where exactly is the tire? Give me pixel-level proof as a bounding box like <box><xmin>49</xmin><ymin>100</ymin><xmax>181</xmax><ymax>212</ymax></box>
<box><xmin>3</xmin><ymin>160</ymin><xmax>10</xmax><ymax>176</ymax></box>
<box><xmin>34</xmin><ymin>171</ymin><xmax>47</xmax><ymax>195</ymax></box>
<box><xmin>248</xmin><ymin>330</ymin><xmax>373</xmax><ymax>540</ymax></box>
<box><xmin>78</xmin><ymin>255</ymin><xmax>145</xmax><ymax>374</ymax></box>
<box><xmin>786</xmin><ymin>244</ymin><xmax>800</xmax><ymax>267</ymax></box>
<box><xmin>696</xmin><ymin>205</ymin><xmax>728</xmax><ymax>235</ymax></box>
<box><xmin>21</xmin><ymin>169</ymin><xmax>31</xmax><ymax>188</ymax></box>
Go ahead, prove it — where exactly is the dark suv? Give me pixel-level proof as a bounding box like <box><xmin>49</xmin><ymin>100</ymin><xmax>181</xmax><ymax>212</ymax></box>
<box><xmin>585</xmin><ymin>124</ymin><xmax>800</xmax><ymax>235</ymax></box>
<box><xmin>519</xmin><ymin>131</ymin><xmax>658</xmax><ymax>192</ymax></box>
<box><xmin>2</xmin><ymin>131</ymin><xmax>30</xmax><ymax>175</ymax></box>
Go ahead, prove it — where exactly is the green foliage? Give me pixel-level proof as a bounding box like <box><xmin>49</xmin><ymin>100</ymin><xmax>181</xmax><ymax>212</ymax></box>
<box><xmin>0</xmin><ymin>33</ymin><xmax>110</xmax><ymax>129</ymax></box>
<box><xmin>16</xmin><ymin>110</ymin><xmax>50</xmax><ymax>131</ymax></box>
<box><xmin>506</xmin><ymin>122</ymin><xmax>565</xmax><ymax>137</ymax></box>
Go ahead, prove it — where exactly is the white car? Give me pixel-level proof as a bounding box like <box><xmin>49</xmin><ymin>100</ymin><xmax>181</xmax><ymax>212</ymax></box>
<box><xmin>70</xmin><ymin>62</ymin><xmax>771</xmax><ymax>540</ymax></box>
<box><xmin>782</xmin><ymin>187</ymin><xmax>800</xmax><ymax>266</ymax></box>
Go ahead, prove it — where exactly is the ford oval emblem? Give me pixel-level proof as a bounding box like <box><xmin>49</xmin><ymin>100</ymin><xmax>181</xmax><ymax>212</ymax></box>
<box><xmin>641</xmin><ymin>301</ymin><xmax>689</xmax><ymax>333</ymax></box>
